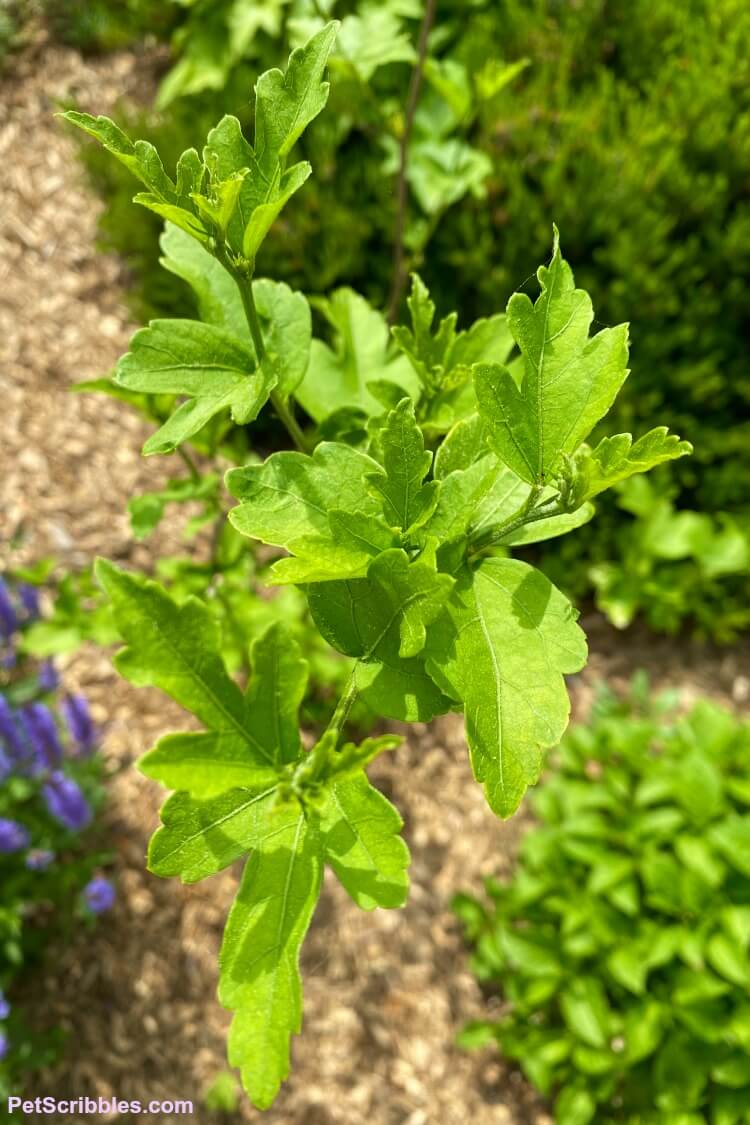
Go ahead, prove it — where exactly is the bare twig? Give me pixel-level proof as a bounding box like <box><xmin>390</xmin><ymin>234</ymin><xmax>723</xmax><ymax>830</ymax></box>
<box><xmin>386</xmin><ymin>0</ymin><xmax>437</xmax><ymax>325</ymax></box>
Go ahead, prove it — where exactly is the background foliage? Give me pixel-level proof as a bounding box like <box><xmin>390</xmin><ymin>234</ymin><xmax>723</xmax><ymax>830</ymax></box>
<box><xmin>455</xmin><ymin>683</ymin><xmax>750</xmax><ymax>1124</ymax></box>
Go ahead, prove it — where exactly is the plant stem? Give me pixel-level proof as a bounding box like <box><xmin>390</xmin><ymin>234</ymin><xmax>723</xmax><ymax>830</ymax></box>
<box><xmin>177</xmin><ymin>445</ymin><xmax>200</xmax><ymax>482</ymax></box>
<box><xmin>386</xmin><ymin>0</ymin><xmax>437</xmax><ymax>325</ymax></box>
<box><xmin>235</xmin><ymin>274</ymin><xmax>312</xmax><ymax>454</ymax></box>
<box><xmin>467</xmin><ymin>487</ymin><xmax>569</xmax><ymax>556</ymax></box>
<box><xmin>325</xmin><ymin>667</ymin><xmax>360</xmax><ymax>746</ymax></box>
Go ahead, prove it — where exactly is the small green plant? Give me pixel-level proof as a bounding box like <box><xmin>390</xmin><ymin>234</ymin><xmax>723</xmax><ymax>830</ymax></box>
<box><xmin>62</xmin><ymin>25</ymin><xmax>691</xmax><ymax>1110</ymax></box>
<box><xmin>588</xmin><ymin>477</ymin><xmax>750</xmax><ymax>641</ymax></box>
<box><xmin>455</xmin><ymin>684</ymin><xmax>750</xmax><ymax>1124</ymax></box>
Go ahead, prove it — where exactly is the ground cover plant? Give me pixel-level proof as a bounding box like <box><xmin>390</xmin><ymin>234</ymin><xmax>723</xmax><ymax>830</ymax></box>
<box><xmin>51</xmin><ymin>0</ymin><xmax>750</xmax><ymax>641</ymax></box>
<box><xmin>0</xmin><ymin>576</ymin><xmax>112</xmax><ymax>1106</ymax></box>
<box><xmin>455</xmin><ymin>684</ymin><xmax>750</xmax><ymax>1124</ymax></box>
<box><xmin>62</xmin><ymin>23</ymin><xmax>693</xmax><ymax>1109</ymax></box>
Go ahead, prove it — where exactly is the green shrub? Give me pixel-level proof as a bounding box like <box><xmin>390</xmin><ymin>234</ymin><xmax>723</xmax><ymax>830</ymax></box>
<box><xmin>455</xmin><ymin>683</ymin><xmax>750</xmax><ymax>1123</ymax></box>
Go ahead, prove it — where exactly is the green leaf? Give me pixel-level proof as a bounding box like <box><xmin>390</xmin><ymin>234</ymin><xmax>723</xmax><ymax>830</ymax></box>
<box><xmin>427</xmin><ymin>558</ymin><xmax>586</xmax><ymax>816</ymax></box>
<box><xmin>405</xmin><ymin>137</ymin><xmax>492</xmax><ymax>216</ymax></box>
<box><xmin>295</xmin><ymin>289</ymin><xmax>419</xmax><ymax>421</ymax></box>
<box><xmin>219</xmin><ymin>805</ymin><xmax>323</xmax><ymax>1110</ymax></box>
<box><xmin>475</xmin><ymin>228</ymin><xmax>629</xmax><ymax>485</ymax></box>
<box><xmin>433</xmin><ymin>413</ymin><xmax>487</xmax><ymax>478</ymax></box>
<box><xmin>607</xmin><ymin>946</ymin><xmax>647</xmax><ymax>994</ymax></box>
<box><xmin>353</xmin><ymin>660</ymin><xmax>451</xmax><ymax>723</ymax></box>
<box><xmin>321</xmin><ymin>772</ymin><xmax>409</xmax><ymax>909</ymax></box>
<box><xmin>270</xmin><ymin>510</ymin><xmax>397</xmax><ymax>585</ymax></box>
<box><xmin>98</xmin><ymin>562</ymin><xmax>295</xmax><ymax>792</ymax></box>
<box><xmin>424</xmin><ymin>457</ymin><xmax>498</xmax><ymax>546</ymax></box>
<box><xmin>307</xmin><ymin>550</ymin><xmax>455</xmax><ymax>722</ymax></box>
<box><xmin>571</xmin><ymin>427</ymin><xmax>692</xmax><ymax>502</ymax></box>
<box><xmin>366</xmin><ymin>398</ymin><xmax>439</xmax><ymax>533</ymax></box>
<box><xmin>116</xmin><ymin>319</ymin><xmax>272</xmax><ymax>454</ymax></box>
<box><xmin>711</xmin><ymin>816</ymin><xmax>750</xmax><ymax>876</ymax></box>
<box><xmin>336</xmin><ymin>5</ymin><xmax>416</xmax><ymax>81</ymax></box>
<box><xmin>227</xmin><ymin>441</ymin><xmax>382</xmax><ymax>549</ymax></box>
<box><xmin>309</xmin><ymin>549</ymin><xmax>454</xmax><ymax>662</ymax></box>
<box><xmin>560</xmin><ymin>978</ymin><xmax>611</xmax><ymax>1048</ymax></box>
<box><xmin>243</xmin><ymin>623</ymin><xmax>308</xmax><ymax>767</ymax></box>
<box><xmin>625</xmin><ymin>1000</ymin><xmax>667</xmax><ymax>1062</ymax></box>
<box><xmin>160</xmin><ymin>222</ymin><xmax>243</xmax><ymax>333</ymax></box>
<box><xmin>555</xmin><ymin>1086</ymin><xmax>597</xmax><ymax>1125</ymax></box>
<box><xmin>148</xmin><ymin>786</ymin><xmax>278</xmax><ymax>882</ymax></box>
<box><xmin>707</xmin><ymin>933</ymin><xmax>750</xmax><ymax>987</ymax></box>
<box><xmin>254</xmin><ymin>22</ymin><xmax>338</xmax><ymax>176</ymax></box>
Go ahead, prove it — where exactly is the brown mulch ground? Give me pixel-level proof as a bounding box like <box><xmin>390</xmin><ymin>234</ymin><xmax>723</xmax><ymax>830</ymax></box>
<box><xmin>3</xmin><ymin>33</ymin><xmax>750</xmax><ymax>1125</ymax></box>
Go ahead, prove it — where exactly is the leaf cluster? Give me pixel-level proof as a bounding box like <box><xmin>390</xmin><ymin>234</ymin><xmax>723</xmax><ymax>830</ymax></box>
<box><xmin>455</xmin><ymin>686</ymin><xmax>750</xmax><ymax>1124</ymax></box>
<box><xmin>98</xmin><ymin>560</ymin><xmax>408</xmax><ymax>1109</ymax></box>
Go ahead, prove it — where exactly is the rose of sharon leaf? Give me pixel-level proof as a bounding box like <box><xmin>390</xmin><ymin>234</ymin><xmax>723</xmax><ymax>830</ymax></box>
<box><xmin>475</xmin><ymin>228</ymin><xmax>629</xmax><ymax>486</ymax></box>
<box><xmin>427</xmin><ymin>558</ymin><xmax>587</xmax><ymax>817</ymax></box>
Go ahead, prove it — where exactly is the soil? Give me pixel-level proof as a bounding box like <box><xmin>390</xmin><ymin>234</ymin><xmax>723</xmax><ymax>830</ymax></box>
<box><xmin>2</xmin><ymin>31</ymin><xmax>750</xmax><ymax>1125</ymax></box>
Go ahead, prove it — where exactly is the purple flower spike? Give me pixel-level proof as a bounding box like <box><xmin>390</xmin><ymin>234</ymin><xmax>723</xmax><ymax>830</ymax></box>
<box><xmin>0</xmin><ymin>817</ymin><xmax>31</xmax><ymax>853</ymax></box>
<box><xmin>18</xmin><ymin>584</ymin><xmax>40</xmax><ymax>620</ymax></box>
<box><xmin>42</xmin><ymin>772</ymin><xmax>92</xmax><ymax>831</ymax></box>
<box><xmin>0</xmin><ymin>1030</ymin><xmax>8</xmax><ymax>1060</ymax></box>
<box><xmin>84</xmin><ymin>877</ymin><xmax>116</xmax><ymax>915</ymax></box>
<box><xmin>0</xmin><ymin>990</ymin><xmax>9</xmax><ymax>1020</ymax></box>
<box><xmin>23</xmin><ymin>702</ymin><xmax>64</xmax><ymax>769</ymax></box>
<box><xmin>0</xmin><ymin>697</ymin><xmax>24</xmax><ymax>759</ymax></box>
<box><xmin>25</xmin><ymin>848</ymin><xmax>55</xmax><ymax>871</ymax></box>
<box><xmin>38</xmin><ymin>661</ymin><xmax>59</xmax><ymax>694</ymax></box>
<box><xmin>61</xmin><ymin>694</ymin><xmax>96</xmax><ymax>754</ymax></box>
<box><xmin>0</xmin><ymin>580</ymin><xmax>17</xmax><ymax>638</ymax></box>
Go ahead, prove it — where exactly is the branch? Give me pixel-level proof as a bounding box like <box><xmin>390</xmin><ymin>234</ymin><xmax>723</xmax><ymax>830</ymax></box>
<box><xmin>467</xmin><ymin>490</ymin><xmax>572</xmax><ymax>556</ymax></box>
<box><xmin>386</xmin><ymin>0</ymin><xmax>437</xmax><ymax>325</ymax></box>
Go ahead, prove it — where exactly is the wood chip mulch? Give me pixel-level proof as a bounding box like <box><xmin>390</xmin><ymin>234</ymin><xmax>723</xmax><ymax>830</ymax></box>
<box><xmin>2</xmin><ymin>32</ymin><xmax>749</xmax><ymax>1125</ymax></box>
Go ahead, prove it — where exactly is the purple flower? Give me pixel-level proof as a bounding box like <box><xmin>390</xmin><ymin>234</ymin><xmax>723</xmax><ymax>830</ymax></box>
<box><xmin>0</xmin><ymin>696</ymin><xmax>24</xmax><ymax>759</ymax></box>
<box><xmin>0</xmin><ymin>990</ymin><xmax>9</xmax><ymax>1020</ymax></box>
<box><xmin>84</xmin><ymin>877</ymin><xmax>115</xmax><ymax>915</ymax></box>
<box><xmin>18</xmin><ymin>584</ymin><xmax>40</xmax><ymax>619</ymax></box>
<box><xmin>61</xmin><ymin>694</ymin><xmax>96</xmax><ymax>755</ymax></box>
<box><xmin>0</xmin><ymin>746</ymin><xmax>10</xmax><ymax>783</ymax></box>
<box><xmin>0</xmin><ymin>1030</ymin><xmax>7</xmax><ymax>1060</ymax></box>
<box><xmin>42</xmin><ymin>772</ymin><xmax>92</xmax><ymax>831</ymax></box>
<box><xmin>0</xmin><ymin>579</ymin><xmax>17</xmax><ymax>638</ymax></box>
<box><xmin>25</xmin><ymin>848</ymin><xmax>55</xmax><ymax>871</ymax></box>
<box><xmin>0</xmin><ymin>818</ymin><xmax>30</xmax><ymax>853</ymax></box>
<box><xmin>23</xmin><ymin>702</ymin><xmax>64</xmax><ymax>769</ymax></box>
<box><xmin>1</xmin><ymin>647</ymin><xmax>17</xmax><ymax>670</ymax></box>
<box><xmin>38</xmin><ymin>661</ymin><xmax>59</xmax><ymax>694</ymax></box>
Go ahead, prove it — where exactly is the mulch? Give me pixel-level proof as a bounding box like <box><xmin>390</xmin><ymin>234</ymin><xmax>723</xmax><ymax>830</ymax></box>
<box><xmin>2</xmin><ymin>31</ymin><xmax>750</xmax><ymax>1125</ymax></box>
